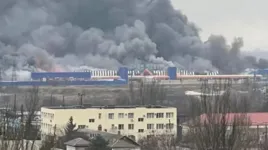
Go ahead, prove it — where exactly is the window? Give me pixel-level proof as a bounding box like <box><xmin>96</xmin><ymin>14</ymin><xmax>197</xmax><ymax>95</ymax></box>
<box><xmin>98</xmin><ymin>125</ymin><xmax>102</xmax><ymax>131</ymax></box>
<box><xmin>118</xmin><ymin>124</ymin><xmax>124</xmax><ymax>130</ymax></box>
<box><xmin>98</xmin><ymin>113</ymin><xmax>101</xmax><ymax>119</ymax></box>
<box><xmin>128</xmin><ymin>135</ymin><xmax>136</xmax><ymax>141</ymax></box>
<box><xmin>156</xmin><ymin>124</ymin><xmax>164</xmax><ymax>129</ymax></box>
<box><xmin>166</xmin><ymin>112</ymin><xmax>174</xmax><ymax>118</ymax></box>
<box><xmin>89</xmin><ymin>119</ymin><xmax>95</xmax><ymax>123</ymax></box>
<box><xmin>138</xmin><ymin>118</ymin><xmax>144</xmax><ymax>122</ymax></box>
<box><xmin>138</xmin><ymin>129</ymin><xmax>144</xmax><ymax>133</ymax></box>
<box><xmin>166</xmin><ymin>123</ymin><xmax>174</xmax><ymax>129</ymax></box>
<box><xmin>128</xmin><ymin>124</ymin><xmax>134</xmax><ymax>130</ymax></box>
<box><xmin>78</xmin><ymin>125</ymin><xmax>86</xmax><ymax>129</ymax></box>
<box><xmin>147</xmin><ymin>113</ymin><xmax>154</xmax><ymax>118</ymax></box>
<box><xmin>90</xmin><ymin>133</ymin><xmax>98</xmax><ymax>138</ymax></box>
<box><xmin>118</xmin><ymin>113</ymin><xmax>124</xmax><ymax>118</ymax></box>
<box><xmin>156</xmin><ymin>113</ymin><xmax>164</xmax><ymax>118</ymax></box>
<box><xmin>147</xmin><ymin>124</ymin><xmax>154</xmax><ymax>129</ymax></box>
<box><xmin>128</xmin><ymin>113</ymin><xmax>134</xmax><ymax>118</ymax></box>
<box><xmin>108</xmin><ymin>113</ymin><xmax>114</xmax><ymax>119</ymax></box>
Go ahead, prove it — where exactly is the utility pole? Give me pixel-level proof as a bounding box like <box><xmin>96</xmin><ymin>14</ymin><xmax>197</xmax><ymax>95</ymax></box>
<box><xmin>62</xmin><ymin>95</ymin><xmax>65</xmax><ymax>107</ymax></box>
<box><xmin>78</xmin><ymin>93</ymin><xmax>85</xmax><ymax>106</ymax></box>
<box><xmin>253</xmin><ymin>68</ymin><xmax>257</xmax><ymax>92</ymax></box>
<box><xmin>13</xmin><ymin>94</ymin><xmax>17</xmax><ymax>112</ymax></box>
<box><xmin>50</xmin><ymin>93</ymin><xmax>53</xmax><ymax>106</ymax></box>
<box><xmin>168</xmin><ymin>119</ymin><xmax>172</xmax><ymax>132</ymax></box>
<box><xmin>11</xmin><ymin>53</ymin><xmax>18</xmax><ymax>92</ymax></box>
<box><xmin>129</xmin><ymin>67</ymin><xmax>135</xmax><ymax>105</ymax></box>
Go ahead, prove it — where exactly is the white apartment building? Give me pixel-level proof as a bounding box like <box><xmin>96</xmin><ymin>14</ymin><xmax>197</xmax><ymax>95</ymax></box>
<box><xmin>41</xmin><ymin>105</ymin><xmax>177</xmax><ymax>141</ymax></box>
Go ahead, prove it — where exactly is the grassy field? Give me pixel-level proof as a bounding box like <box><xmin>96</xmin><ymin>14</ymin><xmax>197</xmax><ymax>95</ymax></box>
<box><xmin>0</xmin><ymin>81</ymin><xmax>248</xmax><ymax>112</ymax></box>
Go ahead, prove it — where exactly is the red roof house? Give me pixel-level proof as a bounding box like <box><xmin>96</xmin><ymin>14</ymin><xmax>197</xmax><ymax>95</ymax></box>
<box><xmin>199</xmin><ymin>113</ymin><xmax>268</xmax><ymax>126</ymax></box>
<box><xmin>142</xmin><ymin>69</ymin><xmax>153</xmax><ymax>76</ymax></box>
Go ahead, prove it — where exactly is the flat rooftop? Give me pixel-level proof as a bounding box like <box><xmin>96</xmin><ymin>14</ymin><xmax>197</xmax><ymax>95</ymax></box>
<box><xmin>43</xmin><ymin>104</ymin><xmax>173</xmax><ymax>110</ymax></box>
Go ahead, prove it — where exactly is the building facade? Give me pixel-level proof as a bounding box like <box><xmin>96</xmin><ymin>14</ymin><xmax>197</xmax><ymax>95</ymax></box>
<box><xmin>41</xmin><ymin>105</ymin><xmax>177</xmax><ymax>141</ymax></box>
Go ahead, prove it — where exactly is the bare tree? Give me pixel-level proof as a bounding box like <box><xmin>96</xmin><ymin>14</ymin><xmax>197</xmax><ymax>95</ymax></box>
<box><xmin>40</xmin><ymin>125</ymin><xmax>58</xmax><ymax>150</ymax></box>
<box><xmin>23</xmin><ymin>86</ymin><xmax>41</xmax><ymax>150</ymax></box>
<box><xmin>40</xmin><ymin>117</ymin><xmax>79</xmax><ymax>149</ymax></box>
<box><xmin>138</xmin><ymin>134</ymin><xmax>176</xmax><ymax>150</ymax></box>
<box><xmin>184</xmin><ymin>79</ymin><xmax>257</xmax><ymax>150</ymax></box>
<box><xmin>89</xmin><ymin>134</ymin><xmax>110</xmax><ymax>150</ymax></box>
<box><xmin>138</xmin><ymin>80</ymin><xmax>167</xmax><ymax>105</ymax></box>
<box><xmin>117</xmin><ymin>80</ymin><xmax>167</xmax><ymax>105</ymax></box>
<box><xmin>0</xmin><ymin>86</ymin><xmax>41</xmax><ymax>150</ymax></box>
<box><xmin>129</xmin><ymin>79</ymin><xmax>135</xmax><ymax>105</ymax></box>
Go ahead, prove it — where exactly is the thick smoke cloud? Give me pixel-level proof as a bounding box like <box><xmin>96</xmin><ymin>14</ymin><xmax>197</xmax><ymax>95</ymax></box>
<box><xmin>0</xmin><ymin>0</ymin><xmax>267</xmax><ymax>80</ymax></box>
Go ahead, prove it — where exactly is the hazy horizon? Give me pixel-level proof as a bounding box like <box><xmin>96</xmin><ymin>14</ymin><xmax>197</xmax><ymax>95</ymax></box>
<box><xmin>171</xmin><ymin>0</ymin><xmax>268</xmax><ymax>51</ymax></box>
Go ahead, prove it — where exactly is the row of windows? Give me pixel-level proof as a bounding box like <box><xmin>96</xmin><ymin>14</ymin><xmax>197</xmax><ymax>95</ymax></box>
<box><xmin>41</xmin><ymin>123</ymin><xmax>53</xmax><ymax>129</ymax></box>
<box><xmin>108</xmin><ymin>112</ymin><xmax>174</xmax><ymax>119</ymax></box>
<box><xmin>78</xmin><ymin>125</ymin><xmax>88</xmax><ymax>129</ymax></box>
<box><xmin>147</xmin><ymin>123</ymin><xmax>174</xmax><ymax>130</ymax></box>
<box><xmin>41</xmin><ymin>123</ymin><xmax>55</xmax><ymax>134</ymax></box>
<box><xmin>88</xmin><ymin>117</ymin><xmax>145</xmax><ymax>123</ymax></box>
<box><xmin>108</xmin><ymin>113</ymin><xmax>134</xmax><ymax>119</ymax></box>
<box><xmin>111</xmin><ymin>123</ymin><xmax>174</xmax><ymax>131</ymax></box>
<box><xmin>41</xmin><ymin>112</ymin><xmax>54</xmax><ymax>119</ymax></box>
<box><xmin>41</xmin><ymin>112</ymin><xmax>174</xmax><ymax>121</ymax></box>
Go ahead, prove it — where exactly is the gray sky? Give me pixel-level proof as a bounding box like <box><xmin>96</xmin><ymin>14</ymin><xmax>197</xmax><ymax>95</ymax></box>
<box><xmin>171</xmin><ymin>0</ymin><xmax>268</xmax><ymax>51</ymax></box>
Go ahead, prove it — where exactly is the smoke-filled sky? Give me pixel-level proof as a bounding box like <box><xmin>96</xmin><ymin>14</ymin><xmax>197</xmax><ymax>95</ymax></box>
<box><xmin>0</xmin><ymin>0</ymin><xmax>268</xmax><ymax>81</ymax></box>
<box><xmin>172</xmin><ymin>0</ymin><xmax>268</xmax><ymax>51</ymax></box>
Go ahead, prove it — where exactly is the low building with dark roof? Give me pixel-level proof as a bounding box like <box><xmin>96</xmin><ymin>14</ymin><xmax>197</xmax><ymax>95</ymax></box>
<box><xmin>63</xmin><ymin>129</ymin><xmax>140</xmax><ymax>150</ymax></box>
<box><xmin>64</xmin><ymin>138</ymin><xmax>90</xmax><ymax>149</ymax></box>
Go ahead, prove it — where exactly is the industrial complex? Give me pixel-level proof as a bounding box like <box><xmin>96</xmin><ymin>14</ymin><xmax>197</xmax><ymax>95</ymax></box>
<box><xmin>0</xmin><ymin>67</ymin><xmax>265</xmax><ymax>87</ymax></box>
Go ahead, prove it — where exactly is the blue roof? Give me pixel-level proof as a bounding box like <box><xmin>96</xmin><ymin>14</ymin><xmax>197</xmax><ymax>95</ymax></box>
<box><xmin>0</xmin><ymin>80</ymin><xmax>127</xmax><ymax>86</ymax></box>
<box><xmin>31</xmin><ymin>72</ymin><xmax>91</xmax><ymax>79</ymax></box>
<box><xmin>249</xmin><ymin>69</ymin><xmax>268</xmax><ymax>75</ymax></box>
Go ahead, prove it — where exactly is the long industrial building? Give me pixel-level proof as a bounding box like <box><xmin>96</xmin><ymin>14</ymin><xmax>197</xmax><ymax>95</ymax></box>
<box><xmin>41</xmin><ymin>105</ymin><xmax>177</xmax><ymax>141</ymax></box>
<box><xmin>0</xmin><ymin>67</ymin><xmax>262</xmax><ymax>87</ymax></box>
<box><xmin>0</xmin><ymin>67</ymin><xmax>129</xmax><ymax>86</ymax></box>
<box><xmin>90</xmin><ymin>67</ymin><xmax>262</xmax><ymax>80</ymax></box>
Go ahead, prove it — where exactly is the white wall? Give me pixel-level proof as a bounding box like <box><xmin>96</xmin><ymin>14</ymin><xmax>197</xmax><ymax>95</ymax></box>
<box><xmin>112</xmin><ymin>148</ymin><xmax>140</xmax><ymax>150</ymax></box>
<box><xmin>66</xmin><ymin>145</ymin><xmax>87</xmax><ymax>150</ymax></box>
<box><xmin>66</xmin><ymin>146</ymin><xmax>140</xmax><ymax>150</ymax></box>
<box><xmin>66</xmin><ymin>146</ymin><xmax>75</xmax><ymax>150</ymax></box>
<box><xmin>41</xmin><ymin>107</ymin><xmax>177</xmax><ymax>141</ymax></box>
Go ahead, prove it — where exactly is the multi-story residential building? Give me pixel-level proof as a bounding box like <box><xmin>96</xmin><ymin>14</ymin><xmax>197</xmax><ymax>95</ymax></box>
<box><xmin>41</xmin><ymin>105</ymin><xmax>177</xmax><ymax>141</ymax></box>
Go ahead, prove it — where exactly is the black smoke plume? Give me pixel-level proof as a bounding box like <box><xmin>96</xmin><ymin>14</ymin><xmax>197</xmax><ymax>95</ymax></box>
<box><xmin>0</xmin><ymin>0</ymin><xmax>267</xmax><ymax>80</ymax></box>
